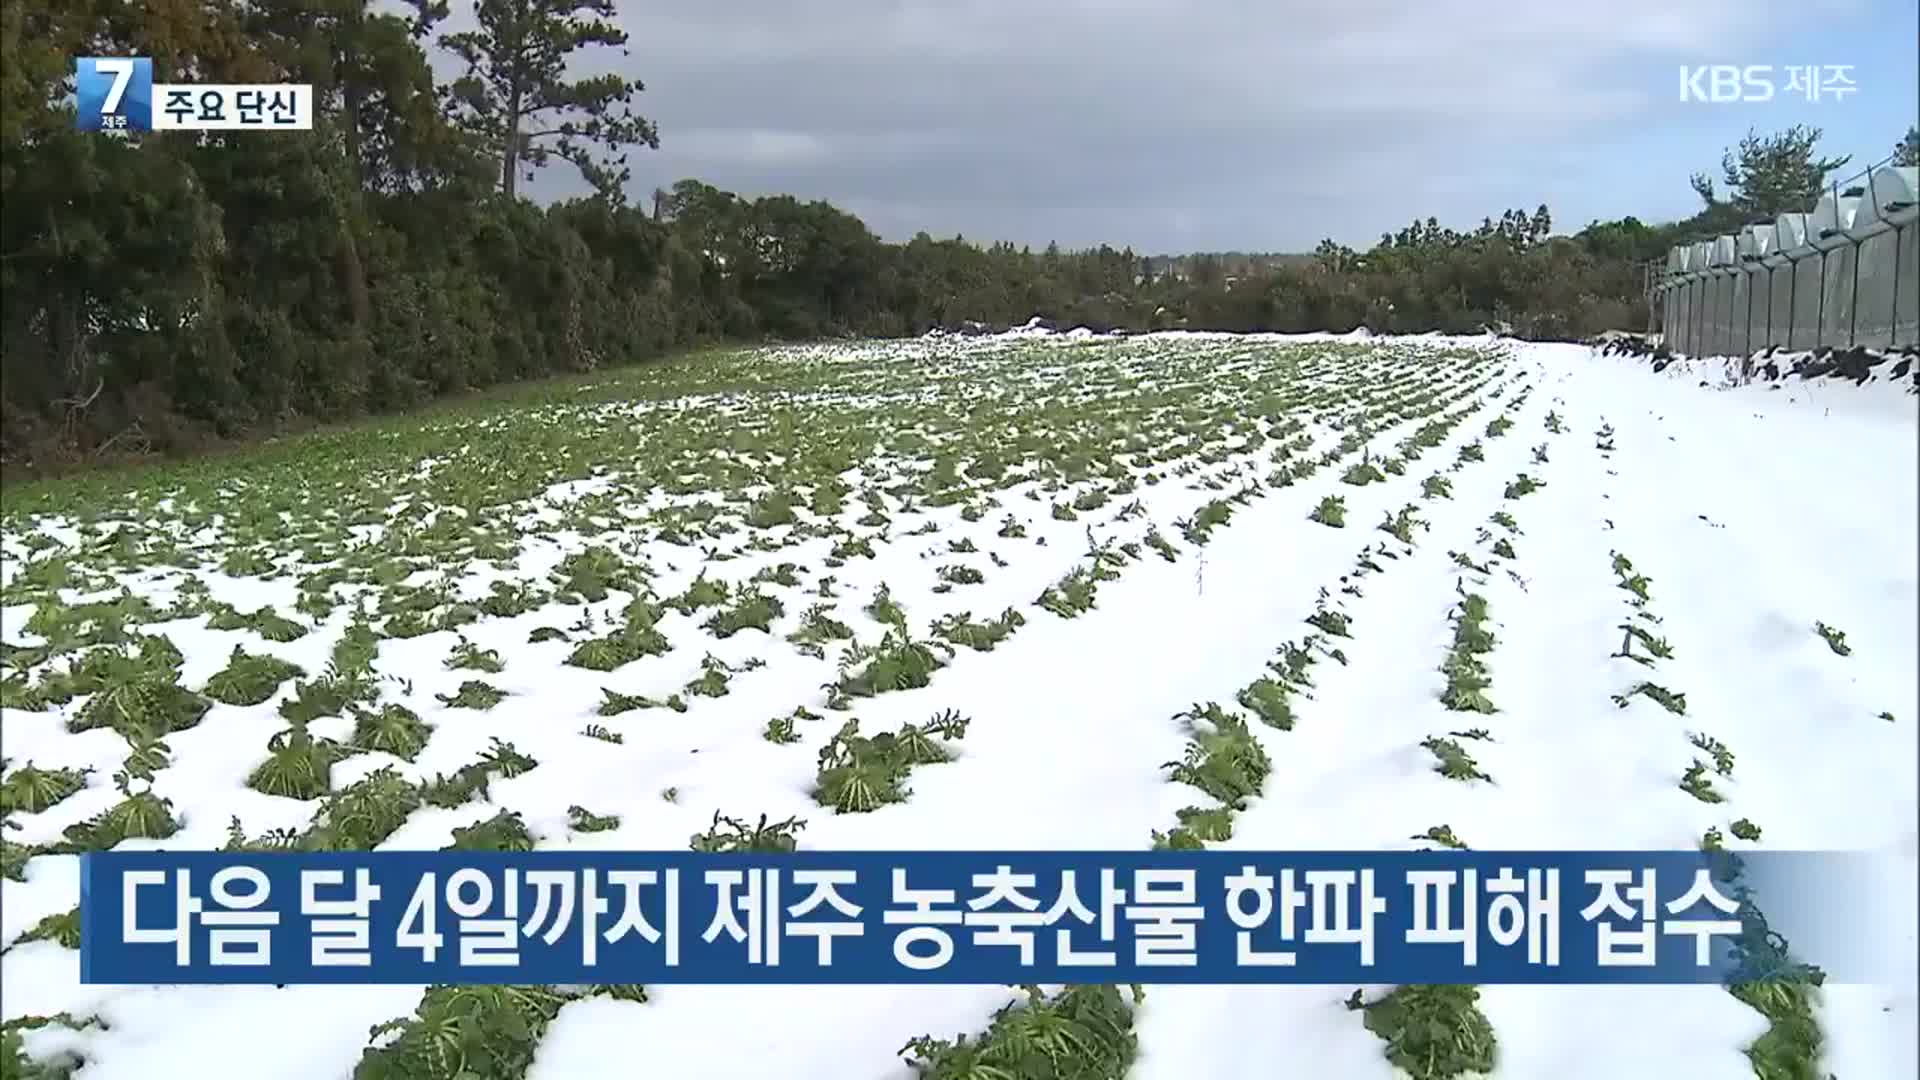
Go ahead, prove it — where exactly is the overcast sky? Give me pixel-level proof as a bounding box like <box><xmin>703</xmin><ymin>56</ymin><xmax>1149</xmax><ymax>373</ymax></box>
<box><xmin>489</xmin><ymin>0</ymin><xmax>1917</xmax><ymax>254</ymax></box>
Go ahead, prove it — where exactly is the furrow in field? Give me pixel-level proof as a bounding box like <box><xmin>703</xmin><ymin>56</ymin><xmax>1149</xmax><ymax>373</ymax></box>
<box><xmin>19</xmin><ymin>339</ymin><xmax>1905</xmax><ymax>1080</ymax></box>
<box><xmin>1542</xmin><ymin>352</ymin><xmax>1917</xmax><ymax>1080</ymax></box>
<box><xmin>1399</xmin><ymin>370</ymin><xmax>1766</xmax><ymax>1080</ymax></box>
<box><xmin>0</xmin><ymin>337</ymin><xmax>1517</xmax><ymax>1080</ymax></box>
<box><xmin>521</xmin><ymin>358</ymin><xmax>1531</xmax><ymax>1080</ymax></box>
<box><xmin>1127</xmin><ymin>381</ymin><xmax>1546</xmax><ymax>1080</ymax></box>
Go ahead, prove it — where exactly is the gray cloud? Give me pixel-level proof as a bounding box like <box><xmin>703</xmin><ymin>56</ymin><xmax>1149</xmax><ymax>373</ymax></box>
<box><xmin>484</xmin><ymin>0</ymin><xmax>1861</xmax><ymax>251</ymax></box>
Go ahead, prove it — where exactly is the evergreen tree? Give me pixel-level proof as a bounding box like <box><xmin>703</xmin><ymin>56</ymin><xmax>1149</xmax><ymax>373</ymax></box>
<box><xmin>1895</xmin><ymin>126</ymin><xmax>1919</xmax><ymax>168</ymax></box>
<box><xmin>1689</xmin><ymin>125</ymin><xmax>1851</xmax><ymax>218</ymax></box>
<box><xmin>0</xmin><ymin>1</ymin><xmax>1679</xmax><ymax>473</ymax></box>
<box><xmin>442</xmin><ymin>0</ymin><xmax>657</xmax><ymax>200</ymax></box>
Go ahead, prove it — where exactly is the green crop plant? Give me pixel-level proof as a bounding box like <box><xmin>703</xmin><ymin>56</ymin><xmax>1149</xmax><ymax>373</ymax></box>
<box><xmin>0</xmin><ymin>763</ymin><xmax>90</xmax><ymax>815</ymax></box>
<box><xmin>899</xmin><ymin>984</ymin><xmax>1143</xmax><ymax>1080</ymax></box>
<box><xmin>567</xmin><ymin>806</ymin><xmax>620</xmax><ymax>833</ymax></box>
<box><xmin>1687</xmin><ymin>732</ymin><xmax>1735</xmax><ymax>776</ymax></box>
<box><xmin>1355</xmin><ymin>984</ymin><xmax>1496</xmax><ymax>1080</ymax></box>
<box><xmin>1163</xmin><ymin>703</ymin><xmax>1272</xmax><ymax>811</ymax></box>
<box><xmin>1679</xmin><ymin>761</ymin><xmax>1723</xmax><ymax>803</ymax></box>
<box><xmin>246</xmin><ymin>723</ymin><xmax>339</xmax><ymax>800</ymax></box>
<box><xmin>202</xmin><ymin>646</ymin><xmax>305</xmax><ymax>706</ymax></box>
<box><xmin>813</xmin><ymin>710</ymin><xmax>970</xmax><ymax>813</ymax></box>
<box><xmin>1342</xmin><ymin>460</ymin><xmax>1386</xmax><ymax>486</ymax></box>
<box><xmin>1612</xmin><ymin>682</ymin><xmax>1686</xmax><ymax>715</ymax></box>
<box><xmin>349</xmin><ymin>704</ymin><xmax>432</xmax><ymax>760</ymax></box>
<box><xmin>436</xmin><ymin>680</ymin><xmax>507</xmax><ymax>710</ymax></box>
<box><xmin>1380</xmin><ymin>505</ymin><xmax>1426</xmax><ymax>544</ymax></box>
<box><xmin>1814</xmin><ymin>622</ymin><xmax>1851</xmax><ymax>656</ymax></box>
<box><xmin>1503</xmin><ymin>473</ymin><xmax>1544</xmax><ymax>499</ymax></box>
<box><xmin>1421</xmin><ymin>736</ymin><xmax>1492</xmax><ymax>783</ymax></box>
<box><xmin>1411</xmin><ymin>825</ymin><xmax>1468</xmax><ymax>850</ymax></box>
<box><xmin>690</xmin><ymin>812</ymin><xmax>805</xmax><ymax>853</ymax></box>
<box><xmin>831</xmin><ymin>630</ymin><xmax>953</xmax><ymax>701</ymax></box>
<box><xmin>1236</xmin><ymin>676</ymin><xmax>1296</xmax><ymax>731</ymax></box>
<box><xmin>446</xmin><ymin>809</ymin><xmax>534</xmax><ymax>852</ymax></box>
<box><xmin>1439</xmin><ymin>592</ymin><xmax>1497</xmax><ymax>714</ymax></box>
<box><xmin>930</xmin><ymin>608</ymin><xmax>1026</xmax><ymax>652</ymax></box>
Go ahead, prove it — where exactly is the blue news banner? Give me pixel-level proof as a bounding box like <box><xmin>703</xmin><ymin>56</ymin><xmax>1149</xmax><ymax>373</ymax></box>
<box><xmin>79</xmin><ymin>850</ymin><xmax>1862</xmax><ymax>986</ymax></box>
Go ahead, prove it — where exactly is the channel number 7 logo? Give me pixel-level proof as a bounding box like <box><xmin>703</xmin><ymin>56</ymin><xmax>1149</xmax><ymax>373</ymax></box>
<box><xmin>76</xmin><ymin>57</ymin><xmax>154</xmax><ymax>131</ymax></box>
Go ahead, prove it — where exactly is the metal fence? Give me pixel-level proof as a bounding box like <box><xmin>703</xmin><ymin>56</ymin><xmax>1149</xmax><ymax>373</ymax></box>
<box><xmin>1644</xmin><ymin>154</ymin><xmax>1919</xmax><ymax>357</ymax></box>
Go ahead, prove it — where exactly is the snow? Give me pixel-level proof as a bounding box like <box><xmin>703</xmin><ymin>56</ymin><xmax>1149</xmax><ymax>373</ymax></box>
<box><xmin>1</xmin><ymin>335</ymin><xmax>1914</xmax><ymax>1079</ymax></box>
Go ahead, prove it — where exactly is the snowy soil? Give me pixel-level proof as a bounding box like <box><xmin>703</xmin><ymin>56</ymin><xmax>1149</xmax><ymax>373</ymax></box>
<box><xmin>0</xmin><ymin>332</ymin><xmax>1913</xmax><ymax>1079</ymax></box>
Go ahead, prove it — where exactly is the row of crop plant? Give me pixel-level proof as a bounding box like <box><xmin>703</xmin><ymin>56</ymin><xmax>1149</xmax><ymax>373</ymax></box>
<box><xmin>1345</xmin><ymin>382</ymin><xmax>1549</xmax><ymax>1080</ymax></box>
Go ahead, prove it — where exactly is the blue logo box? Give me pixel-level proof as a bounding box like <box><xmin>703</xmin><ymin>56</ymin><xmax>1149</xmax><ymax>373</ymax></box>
<box><xmin>75</xmin><ymin>57</ymin><xmax>153</xmax><ymax>132</ymax></box>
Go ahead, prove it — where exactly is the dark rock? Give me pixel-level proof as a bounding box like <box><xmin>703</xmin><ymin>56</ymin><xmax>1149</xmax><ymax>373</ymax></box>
<box><xmin>1832</xmin><ymin>348</ymin><xmax>1873</xmax><ymax>383</ymax></box>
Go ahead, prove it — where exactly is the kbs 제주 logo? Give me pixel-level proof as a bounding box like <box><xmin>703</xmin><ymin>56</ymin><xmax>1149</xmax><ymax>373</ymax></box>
<box><xmin>76</xmin><ymin>57</ymin><xmax>154</xmax><ymax>132</ymax></box>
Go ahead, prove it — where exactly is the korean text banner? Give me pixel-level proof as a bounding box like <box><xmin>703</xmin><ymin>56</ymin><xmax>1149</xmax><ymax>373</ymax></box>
<box><xmin>78</xmin><ymin>849</ymin><xmax>1864</xmax><ymax>986</ymax></box>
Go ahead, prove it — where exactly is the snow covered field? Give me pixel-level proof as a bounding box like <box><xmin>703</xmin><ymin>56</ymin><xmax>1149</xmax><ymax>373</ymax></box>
<box><xmin>1</xmin><ymin>330</ymin><xmax>1913</xmax><ymax>1079</ymax></box>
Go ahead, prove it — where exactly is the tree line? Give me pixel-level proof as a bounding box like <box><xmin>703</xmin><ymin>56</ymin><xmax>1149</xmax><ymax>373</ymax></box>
<box><xmin>3</xmin><ymin>1</ymin><xmax>1906</xmax><ymax>472</ymax></box>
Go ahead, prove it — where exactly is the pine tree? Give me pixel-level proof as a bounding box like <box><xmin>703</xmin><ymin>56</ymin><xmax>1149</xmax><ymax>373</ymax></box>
<box><xmin>442</xmin><ymin>0</ymin><xmax>657</xmax><ymax>200</ymax></box>
<box><xmin>1689</xmin><ymin>125</ymin><xmax>1851</xmax><ymax>218</ymax></box>
<box><xmin>1895</xmin><ymin>126</ymin><xmax>1919</xmax><ymax>168</ymax></box>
